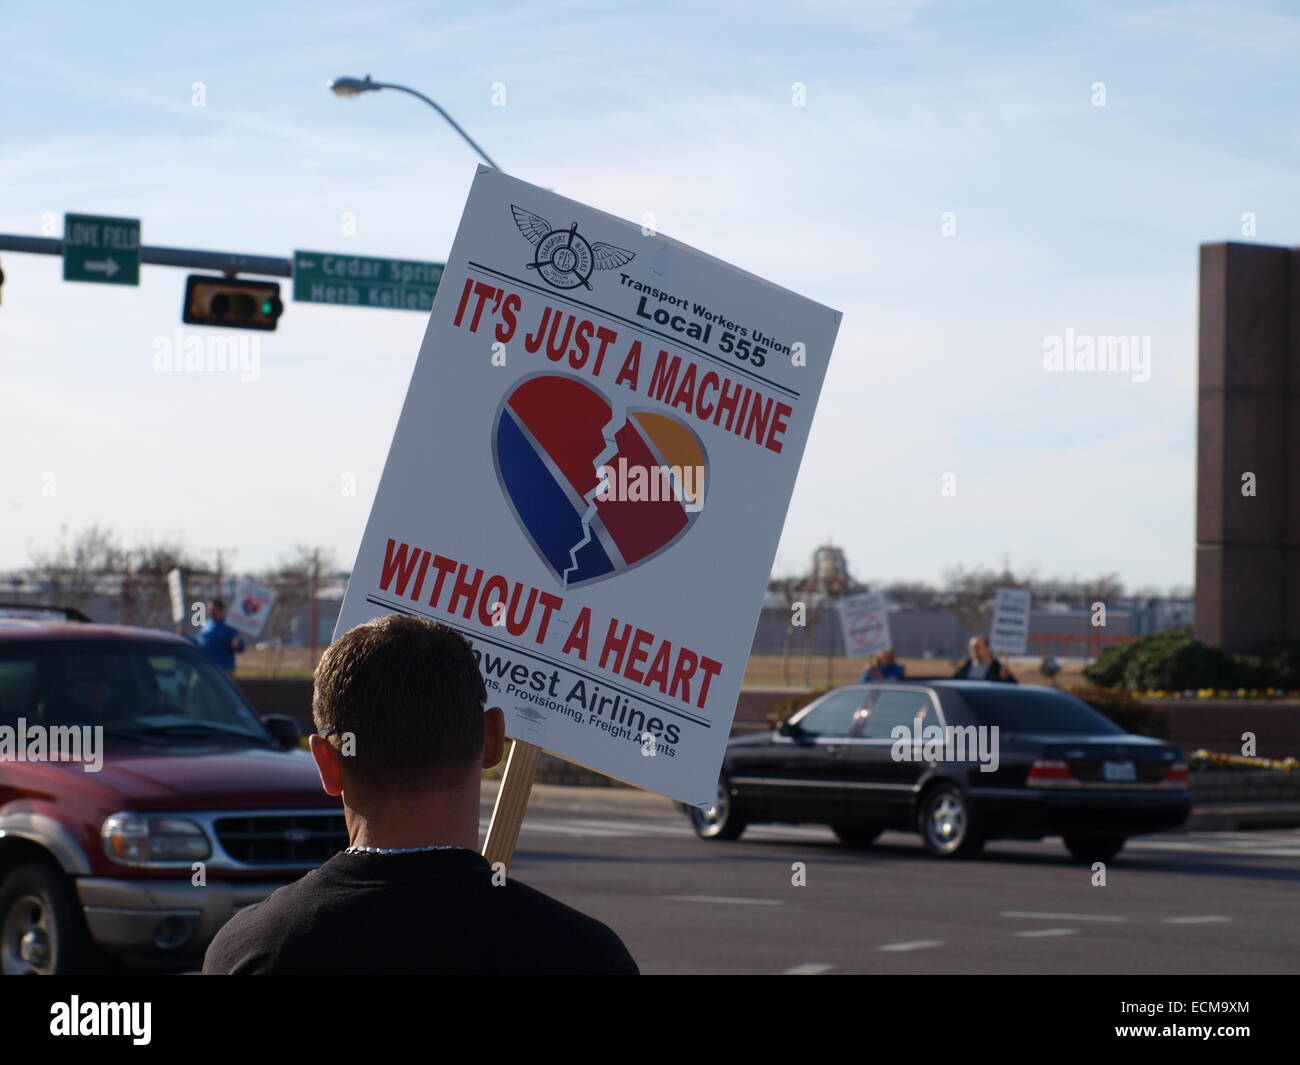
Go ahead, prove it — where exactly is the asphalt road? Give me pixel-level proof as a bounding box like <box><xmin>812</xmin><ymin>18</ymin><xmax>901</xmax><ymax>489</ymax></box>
<box><xmin>484</xmin><ymin>784</ymin><xmax>1300</xmax><ymax>975</ymax></box>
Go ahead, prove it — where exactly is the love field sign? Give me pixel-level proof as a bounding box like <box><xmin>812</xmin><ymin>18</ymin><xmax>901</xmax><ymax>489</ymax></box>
<box><xmin>335</xmin><ymin>167</ymin><xmax>840</xmax><ymax>806</ymax></box>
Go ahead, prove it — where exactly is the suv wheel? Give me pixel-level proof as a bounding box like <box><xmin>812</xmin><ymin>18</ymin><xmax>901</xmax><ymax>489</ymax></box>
<box><xmin>0</xmin><ymin>861</ymin><xmax>104</xmax><ymax>975</ymax></box>
<box><xmin>1063</xmin><ymin>834</ymin><xmax>1127</xmax><ymax>863</ymax></box>
<box><xmin>918</xmin><ymin>784</ymin><xmax>985</xmax><ymax>858</ymax></box>
<box><xmin>689</xmin><ymin>777</ymin><xmax>747</xmax><ymax>840</ymax></box>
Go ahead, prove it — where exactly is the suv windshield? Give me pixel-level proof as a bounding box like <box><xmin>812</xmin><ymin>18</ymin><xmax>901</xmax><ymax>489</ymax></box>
<box><xmin>954</xmin><ymin>687</ymin><xmax>1123</xmax><ymax>735</ymax></box>
<box><xmin>0</xmin><ymin>640</ymin><xmax>270</xmax><ymax>742</ymax></box>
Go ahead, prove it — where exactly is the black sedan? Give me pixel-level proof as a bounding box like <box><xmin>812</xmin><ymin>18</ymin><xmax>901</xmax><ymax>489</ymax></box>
<box><xmin>688</xmin><ymin>681</ymin><xmax>1190</xmax><ymax>861</ymax></box>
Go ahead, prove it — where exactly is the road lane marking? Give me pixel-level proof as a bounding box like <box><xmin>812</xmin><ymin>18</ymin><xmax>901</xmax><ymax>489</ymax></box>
<box><xmin>783</xmin><ymin>963</ymin><xmax>834</xmax><ymax>975</ymax></box>
<box><xmin>878</xmin><ymin>940</ymin><xmax>942</xmax><ymax>952</ymax></box>
<box><xmin>664</xmin><ymin>895</ymin><xmax>785</xmax><ymax>905</ymax></box>
<box><xmin>520</xmin><ymin>822</ymin><xmax>630</xmax><ymax>837</ymax></box>
<box><xmin>1129</xmin><ymin>839</ymin><xmax>1300</xmax><ymax>858</ymax></box>
<box><xmin>1003</xmin><ymin>911</ymin><xmax>1125</xmax><ymax>922</ymax></box>
<box><xmin>564</xmin><ymin>818</ymin><xmax>687</xmax><ymax>835</ymax></box>
<box><xmin>500</xmin><ymin>817</ymin><xmax>835</xmax><ymax>841</ymax></box>
<box><xmin>1164</xmin><ymin>915</ymin><xmax>1232</xmax><ymax>924</ymax></box>
<box><xmin>1014</xmin><ymin>928</ymin><xmax>1077</xmax><ymax>938</ymax></box>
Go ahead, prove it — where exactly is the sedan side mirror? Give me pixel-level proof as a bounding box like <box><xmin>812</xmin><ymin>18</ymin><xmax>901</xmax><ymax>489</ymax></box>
<box><xmin>261</xmin><ymin>714</ymin><xmax>303</xmax><ymax>749</ymax></box>
<box><xmin>778</xmin><ymin>719</ymin><xmax>805</xmax><ymax>739</ymax></box>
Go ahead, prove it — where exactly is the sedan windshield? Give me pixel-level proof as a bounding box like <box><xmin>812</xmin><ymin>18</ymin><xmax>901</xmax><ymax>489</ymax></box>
<box><xmin>954</xmin><ymin>687</ymin><xmax>1123</xmax><ymax>735</ymax></box>
<box><xmin>0</xmin><ymin>640</ymin><xmax>270</xmax><ymax>742</ymax></box>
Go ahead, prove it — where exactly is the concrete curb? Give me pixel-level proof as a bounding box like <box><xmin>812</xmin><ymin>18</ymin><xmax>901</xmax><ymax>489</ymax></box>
<box><xmin>1186</xmin><ymin>803</ymin><xmax>1300</xmax><ymax>831</ymax></box>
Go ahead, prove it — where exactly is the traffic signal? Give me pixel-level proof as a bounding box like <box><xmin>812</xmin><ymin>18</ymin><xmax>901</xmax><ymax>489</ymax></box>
<box><xmin>182</xmin><ymin>275</ymin><xmax>283</xmax><ymax>331</ymax></box>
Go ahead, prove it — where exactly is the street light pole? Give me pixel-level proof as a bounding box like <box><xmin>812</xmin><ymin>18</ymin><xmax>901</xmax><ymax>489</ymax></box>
<box><xmin>328</xmin><ymin>75</ymin><xmax>502</xmax><ymax>172</ymax></box>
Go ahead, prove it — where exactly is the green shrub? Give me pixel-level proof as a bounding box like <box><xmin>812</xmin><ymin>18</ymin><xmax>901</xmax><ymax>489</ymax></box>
<box><xmin>1083</xmin><ymin>640</ymin><xmax>1140</xmax><ymax>687</ymax></box>
<box><xmin>1085</xmin><ymin>628</ymin><xmax>1300</xmax><ymax>692</ymax></box>
<box><xmin>1067</xmin><ymin>685</ymin><xmax>1170</xmax><ymax>738</ymax></box>
<box><xmin>1083</xmin><ymin>628</ymin><xmax>1239</xmax><ymax>691</ymax></box>
<box><xmin>1256</xmin><ymin>640</ymin><xmax>1300</xmax><ymax>688</ymax></box>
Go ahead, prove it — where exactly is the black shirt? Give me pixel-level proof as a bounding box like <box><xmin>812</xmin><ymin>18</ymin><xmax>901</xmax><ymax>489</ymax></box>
<box><xmin>953</xmin><ymin>657</ymin><xmax>1017</xmax><ymax>683</ymax></box>
<box><xmin>202</xmin><ymin>848</ymin><xmax>639</xmax><ymax>975</ymax></box>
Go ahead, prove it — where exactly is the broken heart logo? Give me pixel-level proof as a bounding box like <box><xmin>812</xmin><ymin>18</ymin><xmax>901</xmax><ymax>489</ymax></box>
<box><xmin>492</xmin><ymin>373</ymin><xmax>708</xmax><ymax>588</ymax></box>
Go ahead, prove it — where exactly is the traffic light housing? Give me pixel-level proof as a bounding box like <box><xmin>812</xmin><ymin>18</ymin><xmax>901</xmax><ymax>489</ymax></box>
<box><xmin>183</xmin><ymin>275</ymin><xmax>283</xmax><ymax>331</ymax></box>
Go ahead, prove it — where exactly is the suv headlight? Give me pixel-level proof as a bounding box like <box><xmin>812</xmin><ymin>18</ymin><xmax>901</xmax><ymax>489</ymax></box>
<box><xmin>101</xmin><ymin>813</ymin><xmax>212</xmax><ymax>865</ymax></box>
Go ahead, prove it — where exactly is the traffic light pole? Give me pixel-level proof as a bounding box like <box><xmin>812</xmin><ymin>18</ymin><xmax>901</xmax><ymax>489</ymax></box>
<box><xmin>0</xmin><ymin>234</ymin><xmax>291</xmax><ymax>278</ymax></box>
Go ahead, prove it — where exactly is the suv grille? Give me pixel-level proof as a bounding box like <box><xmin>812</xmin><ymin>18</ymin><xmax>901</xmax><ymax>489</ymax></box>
<box><xmin>214</xmin><ymin>813</ymin><xmax>348</xmax><ymax>865</ymax></box>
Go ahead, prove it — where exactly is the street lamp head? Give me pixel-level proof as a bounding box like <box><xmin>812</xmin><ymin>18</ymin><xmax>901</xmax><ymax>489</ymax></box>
<box><xmin>322</xmin><ymin>74</ymin><xmax>502</xmax><ymax>171</ymax></box>
<box><xmin>328</xmin><ymin>75</ymin><xmax>378</xmax><ymax>98</ymax></box>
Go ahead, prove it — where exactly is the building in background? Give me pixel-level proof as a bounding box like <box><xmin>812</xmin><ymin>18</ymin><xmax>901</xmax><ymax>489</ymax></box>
<box><xmin>3</xmin><ymin>548</ymin><xmax>1194</xmax><ymax>664</ymax></box>
<box><xmin>752</xmin><ymin>547</ymin><xmax>1193</xmax><ymax>661</ymax></box>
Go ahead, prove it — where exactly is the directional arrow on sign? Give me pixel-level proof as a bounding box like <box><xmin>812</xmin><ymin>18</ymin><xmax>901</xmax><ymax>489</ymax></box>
<box><xmin>62</xmin><ymin>213</ymin><xmax>140</xmax><ymax>285</ymax></box>
<box><xmin>85</xmin><ymin>258</ymin><xmax>120</xmax><ymax>278</ymax></box>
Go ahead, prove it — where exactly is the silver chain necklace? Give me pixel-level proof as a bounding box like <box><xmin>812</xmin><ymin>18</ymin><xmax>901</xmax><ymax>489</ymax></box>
<box><xmin>345</xmin><ymin>844</ymin><xmax>463</xmax><ymax>855</ymax></box>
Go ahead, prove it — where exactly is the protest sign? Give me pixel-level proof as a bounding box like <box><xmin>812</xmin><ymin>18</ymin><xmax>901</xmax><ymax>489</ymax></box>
<box><xmin>166</xmin><ymin>567</ymin><xmax>186</xmax><ymax>625</ymax></box>
<box><xmin>989</xmin><ymin>587</ymin><xmax>1032</xmax><ymax>656</ymax></box>
<box><xmin>226</xmin><ymin>577</ymin><xmax>278</xmax><ymax>638</ymax></box>
<box><xmin>839</xmin><ymin>592</ymin><xmax>892</xmax><ymax>658</ymax></box>
<box><xmin>334</xmin><ymin>166</ymin><xmax>840</xmax><ymax>808</ymax></box>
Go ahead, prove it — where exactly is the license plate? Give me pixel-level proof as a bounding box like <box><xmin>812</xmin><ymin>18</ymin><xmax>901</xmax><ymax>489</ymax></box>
<box><xmin>1103</xmin><ymin>760</ymin><xmax>1137</xmax><ymax>782</ymax></box>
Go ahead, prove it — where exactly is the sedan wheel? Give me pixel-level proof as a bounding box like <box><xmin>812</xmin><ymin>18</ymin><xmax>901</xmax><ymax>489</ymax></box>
<box><xmin>689</xmin><ymin>778</ymin><xmax>747</xmax><ymax>840</ymax></box>
<box><xmin>919</xmin><ymin>784</ymin><xmax>984</xmax><ymax>858</ymax></box>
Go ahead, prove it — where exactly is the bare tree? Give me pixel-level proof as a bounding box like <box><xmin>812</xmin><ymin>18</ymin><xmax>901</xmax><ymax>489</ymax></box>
<box><xmin>259</xmin><ymin>545</ymin><xmax>339</xmax><ymax>671</ymax></box>
<box><xmin>879</xmin><ymin>579</ymin><xmax>940</xmax><ymax>610</ymax></box>
<box><xmin>1027</xmin><ymin>571</ymin><xmax>1125</xmax><ymax>608</ymax></box>
<box><xmin>940</xmin><ymin>565</ymin><xmax>993</xmax><ymax>637</ymax></box>
<box><xmin>28</xmin><ymin>525</ymin><xmax>124</xmax><ymax>614</ymax></box>
<box><xmin>940</xmin><ymin>562</ymin><xmax>1030</xmax><ymax>639</ymax></box>
<box><xmin>772</xmin><ymin>576</ymin><xmax>803</xmax><ymax>685</ymax></box>
<box><xmin>1080</xmin><ymin>572</ymin><xmax>1124</xmax><ymax>607</ymax></box>
<box><xmin>127</xmin><ymin>540</ymin><xmax>205</xmax><ymax>629</ymax></box>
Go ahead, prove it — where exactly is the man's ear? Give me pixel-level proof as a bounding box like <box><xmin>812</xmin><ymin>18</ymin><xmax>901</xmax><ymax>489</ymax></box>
<box><xmin>309</xmin><ymin>733</ymin><xmax>346</xmax><ymax>797</ymax></box>
<box><xmin>482</xmin><ymin>706</ymin><xmax>506</xmax><ymax>770</ymax></box>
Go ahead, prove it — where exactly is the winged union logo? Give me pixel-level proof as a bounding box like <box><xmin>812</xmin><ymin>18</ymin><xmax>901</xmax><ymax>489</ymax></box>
<box><xmin>511</xmin><ymin>205</ymin><xmax>634</xmax><ymax>290</ymax></box>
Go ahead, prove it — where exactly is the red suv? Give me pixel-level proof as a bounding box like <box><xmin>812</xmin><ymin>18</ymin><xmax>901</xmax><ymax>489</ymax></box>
<box><xmin>0</xmin><ymin>612</ymin><xmax>344</xmax><ymax>974</ymax></box>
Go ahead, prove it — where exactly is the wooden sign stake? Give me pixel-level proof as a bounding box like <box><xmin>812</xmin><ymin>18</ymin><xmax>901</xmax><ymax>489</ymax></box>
<box><xmin>483</xmin><ymin>739</ymin><xmax>542</xmax><ymax>870</ymax></box>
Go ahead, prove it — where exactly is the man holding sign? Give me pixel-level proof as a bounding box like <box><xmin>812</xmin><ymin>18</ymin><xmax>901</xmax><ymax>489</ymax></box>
<box><xmin>203</xmin><ymin>614</ymin><xmax>637</xmax><ymax>974</ymax></box>
<box><xmin>196</xmin><ymin>599</ymin><xmax>245</xmax><ymax>676</ymax></box>
<box><xmin>279</xmin><ymin>167</ymin><xmax>838</xmax><ymax>972</ymax></box>
<box><xmin>954</xmin><ymin>634</ymin><xmax>1018</xmax><ymax>684</ymax></box>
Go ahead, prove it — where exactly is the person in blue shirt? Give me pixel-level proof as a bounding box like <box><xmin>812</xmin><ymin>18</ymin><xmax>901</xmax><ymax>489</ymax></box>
<box><xmin>860</xmin><ymin>648</ymin><xmax>906</xmax><ymax>682</ymax></box>
<box><xmin>197</xmin><ymin>599</ymin><xmax>245</xmax><ymax>675</ymax></box>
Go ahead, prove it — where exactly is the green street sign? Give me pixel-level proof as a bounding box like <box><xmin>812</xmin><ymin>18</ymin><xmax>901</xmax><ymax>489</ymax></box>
<box><xmin>293</xmin><ymin>250</ymin><xmax>443</xmax><ymax>311</ymax></box>
<box><xmin>63</xmin><ymin>213</ymin><xmax>141</xmax><ymax>285</ymax></box>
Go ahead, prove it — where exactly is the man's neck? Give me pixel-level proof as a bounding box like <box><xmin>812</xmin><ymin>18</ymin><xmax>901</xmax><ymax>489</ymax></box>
<box><xmin>342</xmin><ymin>776</ymin><xmax>482</xmax><ymax>852</ymax></box>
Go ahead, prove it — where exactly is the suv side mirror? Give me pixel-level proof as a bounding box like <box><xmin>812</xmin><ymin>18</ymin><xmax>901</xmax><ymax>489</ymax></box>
<box><xmin>261</xmin><ymin>714</ymin><xmax>302</xmax><ymax>749</ymax></box>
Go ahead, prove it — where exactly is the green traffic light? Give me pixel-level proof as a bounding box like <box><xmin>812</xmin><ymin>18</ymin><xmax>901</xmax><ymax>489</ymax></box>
<box><xmin>261</xmin><ymin>300</ymin><xmax>272</xmax><ymax>316</ymax></box>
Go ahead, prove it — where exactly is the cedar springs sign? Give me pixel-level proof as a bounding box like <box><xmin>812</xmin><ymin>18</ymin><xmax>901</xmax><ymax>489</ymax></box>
<box><xmin>293</xmin><ymin>250</ymin><xmax>444</xmax><ymax>311</ymax></box>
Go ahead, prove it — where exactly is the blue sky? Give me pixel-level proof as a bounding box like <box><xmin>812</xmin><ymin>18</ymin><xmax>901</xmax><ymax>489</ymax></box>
<box><xmin>4</xmin><ymin>0</ymin><xmax>1298</xmax><ymax>590</ymax></box>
